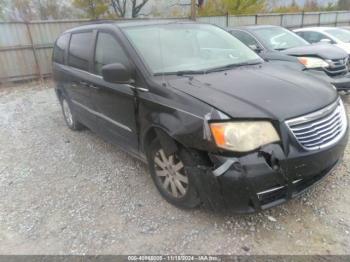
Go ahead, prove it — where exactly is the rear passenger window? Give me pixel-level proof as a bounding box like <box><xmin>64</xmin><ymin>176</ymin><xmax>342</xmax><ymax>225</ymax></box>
<box><xmin>53</xmin><ymin>34</ymin><xmax>69</xmax><ymax>64</ymax></box>
<box><xmin>68</xmin><ymin>32</ymin><xmax>92</xmax><ymax>71</ymax></box>
<box><xmin>94</xmin><ymin>32</ymin><xmax>129</xmax><ymax>75</ymax></box>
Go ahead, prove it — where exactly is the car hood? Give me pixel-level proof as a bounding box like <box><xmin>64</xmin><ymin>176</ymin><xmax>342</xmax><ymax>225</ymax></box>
<box><xmin>167</xmin><ymin>63</ymin><xmax>337</xmax><ymax>121</ymax></box>
<box><xmin>281</xmin><ymin>44</ymin><xmax>347</xmax><ymax>60</ymax></box>
<box><xmin>336</xmin><ymin>43</ymin><xmax>350</xmax><ymax>54</ymax></box>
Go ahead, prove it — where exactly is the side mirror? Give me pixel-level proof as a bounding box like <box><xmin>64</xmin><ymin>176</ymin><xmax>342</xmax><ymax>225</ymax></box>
<box><xmin>249</xmin><ymin>44</ymin><xmax>263</xmax><ymax>53</ymax></box>
<box><xmin>101</xmin><ymin>63</ymin><xmax>133</xmax><ymax>84</ymax></box>
<box><xmin>320</xmin><ymin>38</ymin><xmax>332</xmax><ymax>44</ymax></box>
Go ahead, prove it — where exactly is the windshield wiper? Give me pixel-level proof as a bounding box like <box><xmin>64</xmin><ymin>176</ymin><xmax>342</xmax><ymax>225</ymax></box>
<box><xmin>154</xmin><ymin>61</ymin><xmax>262</xmax><ymax>76</ymax></box>
<box><xmin>175</xmin><ymin>70</ymin><xmax>206</xmax><ymax>76</ymax></box>
<box><xmin>154</xmin><ymin>70</ymin><xmax>206</xmax><ymax>76</ymax></box>
<box><xmin>206</xmin><ymin>61</ymin><xmax>262</xmax><ymax>73</ymax></box>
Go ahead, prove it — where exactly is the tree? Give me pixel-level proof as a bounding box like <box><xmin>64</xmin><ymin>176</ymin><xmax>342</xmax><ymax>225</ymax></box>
<box><xmin>110</xmin><ymin>0</ymin><xmax>127</xmax><ymax>17</ymax></box>
<box><xmin>168</xmin><ymin>0</ymin><xmax>206</xmax><ymax>17</ymax></box>
<box><xmin>0</xmin><ymin>0</ymin><xmax>5</xmax><ymax>20</ymax></box>
<box><xmin>272</xmin><ymin>6</ymin><xmax>301</xmax><ymax>13</ymax></box>
<box><xmin>37</xmin><ymin>1</ymin><xmax>75</xmax><ymax>20</ymax></box>
<box><xmin>272</xmin><ymin>0</ymin><xmax>303</xmax><ymax>13</ymax></box>
<box><xmin>198</xmin><ymin>0</ymin><xmax>204</xmax><ymax>8</ymax></box>
<box><xmin>131</xmin><ymin>0</ymin><xmax>149</xmax><ymax>17</ymax></box>
<box><xmin>338</xmin><ymin>0</ymin><xmax>350</xmax><ymax>10</ymax></box>
<box><xmin>198</xmin><ymin>0</ymin><xmax>267</xmax><ymax>16</ymax></box>
<box><xmin>0</xmin><ymin>0</ymin><xmax>77</xmax><ymax>21</ymax></box>
<box><xmin>224</xmin><ymin>0</ymin><xmax>267</xmax><ymax>15</ymax></box>
<box><xmin>73</xmin><ymin>0</ymin><xmax>109</xmax><ymax>19</ymax></box>
<box><xmin>110</xmin><ymin>0</ymin><xmax>150</xmax><ymax>18</ymax></box>
<box><xmin>271</xmin><ymin>0</ymin><xmax>336</xmax><ymax>13</ymax></box>
<box><xmin>321</xmin><ymin>3</ymin><xmax>336</xmax><ymax>11</ymax></box>
<box><xmin>303</xmin><ymin>0</ymin><xmax>319</xmax><ymax>11</ymax></box>
<box><xmin>8</xmin><ymin>0</ymin><xmax>37</xmax><ymax>21</ymax></box>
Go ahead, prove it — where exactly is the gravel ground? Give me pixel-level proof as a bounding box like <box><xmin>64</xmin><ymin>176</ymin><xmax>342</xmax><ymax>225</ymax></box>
<box><xmin>0</xmin><ymin>81</ymin><xmax>350</xmax><ymax>255</ymax></box>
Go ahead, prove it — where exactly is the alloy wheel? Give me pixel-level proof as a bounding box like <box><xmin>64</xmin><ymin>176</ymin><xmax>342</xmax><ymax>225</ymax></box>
<box><xmin>154</xmin><ymin>149</ymin><xmax>188</xmax><ymax>198</ymax></box>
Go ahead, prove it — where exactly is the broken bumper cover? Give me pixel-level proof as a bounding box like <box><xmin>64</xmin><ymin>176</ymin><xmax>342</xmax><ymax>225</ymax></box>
<box><xmin>202</xmin><ymin>128</ymin><xmax>348</xmax><ymax>213</ymax></box>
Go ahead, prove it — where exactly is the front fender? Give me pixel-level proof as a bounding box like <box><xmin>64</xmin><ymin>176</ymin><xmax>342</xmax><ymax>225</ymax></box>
<box><xmin>138</xmin><ymin>89</ymin><xmax>222</xmax><ymax>153</ymax></box>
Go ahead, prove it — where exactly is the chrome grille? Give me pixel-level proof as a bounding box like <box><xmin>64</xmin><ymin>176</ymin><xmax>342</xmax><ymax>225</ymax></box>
<box><xmin>324</xmin><ymin>58</ymin><xmax>348</xmax><ymax>77</ymax></box>
<box><xmin>286</xmin><ymin>99</ymin><xmax>347</xmax><ymax>150</ymax></box>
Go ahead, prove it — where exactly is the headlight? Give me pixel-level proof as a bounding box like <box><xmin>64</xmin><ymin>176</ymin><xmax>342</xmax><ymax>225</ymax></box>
<box><xmin>210</xmin><ymin>121</ymin><xmax>280</xmax><ymax>152</ymax></box>
<box><xmin>297</xmin><ymin>57</ymin><xmax>329</xmax><ymax>68</ymax></box>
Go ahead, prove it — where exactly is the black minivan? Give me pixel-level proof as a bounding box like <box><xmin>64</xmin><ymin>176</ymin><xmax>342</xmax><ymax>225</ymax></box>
<box><xmin>53</xmin><ymin>21</ymin><xmax>348</xmax><ymax>213</ymax></box>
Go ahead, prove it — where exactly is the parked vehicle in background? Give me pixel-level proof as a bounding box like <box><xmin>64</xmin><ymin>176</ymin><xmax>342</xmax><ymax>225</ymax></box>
<box><xmin>52</xmin><ymin>21</ymin><xmax>348</xmax><ymax>213</ymax></box>
<box><xmin>228</xmin><ymin>25</ymin><xmax>350</xmax><ymax>92</ymax></box>
<box><xmin>294</xmin><ymin>27</ymin><xmax>350</xmax><ymax>56</ymax></box>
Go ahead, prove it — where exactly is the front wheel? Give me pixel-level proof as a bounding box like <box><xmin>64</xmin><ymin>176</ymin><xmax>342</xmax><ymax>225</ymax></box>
<box><xmin>147</xmin><ymin>138</ymin><xmax>201</xmax><ymax>209</ymax></box>
<box><xmin>60</xmin><ymin>97</ymin><xmax>84</xmax><ymax>131</ymax></box>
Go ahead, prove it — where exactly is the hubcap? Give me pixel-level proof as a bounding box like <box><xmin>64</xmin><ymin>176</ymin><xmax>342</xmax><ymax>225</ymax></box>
<box><xmin>62</xmin><ymin>99</ymin><xmax>73</xmax><ymax>126</ymax></box>
<box><xmin>154</xmin><ymin>149</ymin><xmax>188</xmax><ymax>198</ymax></box>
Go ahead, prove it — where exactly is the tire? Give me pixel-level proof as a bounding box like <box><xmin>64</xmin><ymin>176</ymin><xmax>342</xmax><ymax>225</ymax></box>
<box><xmin>60</xmin><ymin>96</ymin><xmax>84</xmax><ymax>131</ymax></box>
<box><xmin>147</xmin><ymin>138</ymin><xmax>201</xmax><ymax>209</ymax></box>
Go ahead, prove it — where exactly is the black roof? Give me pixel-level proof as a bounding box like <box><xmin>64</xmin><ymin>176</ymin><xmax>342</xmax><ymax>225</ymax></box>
<box><xmin>65</xmin><ymin>19</ymin><xmax>195</xmax><ymax>33</ymax></box>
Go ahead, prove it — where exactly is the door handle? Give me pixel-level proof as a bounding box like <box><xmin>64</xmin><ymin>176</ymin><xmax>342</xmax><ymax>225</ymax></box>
<box><xmin>79</xmin><ymin>81</ymin><xmax>100</xmax><ymax>90</ymax></box>
<box><xmin>89</xmin><ymin>84</ymin><xmax>100</xmax><ymax>90</ymax></box>
<box><xmin>79</xmin><ymin>81</ymin><xmax>89</xmax><ymax>86</ymax></box>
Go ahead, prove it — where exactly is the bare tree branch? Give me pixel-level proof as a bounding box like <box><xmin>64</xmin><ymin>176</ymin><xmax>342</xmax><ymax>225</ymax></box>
<box><xmin>111</xmin><ymin>0</ymin><xmax>127</xmax><ymax>17</ymax></box>
<box><xmin>131</xmin><ymin>0</ymin><xmax>149</xmax><ymax>18</ymax></box>
<box><xmin>110</xmin><ymin>0</ymin><xmax>149</xmax><ymax>18</ymax></box>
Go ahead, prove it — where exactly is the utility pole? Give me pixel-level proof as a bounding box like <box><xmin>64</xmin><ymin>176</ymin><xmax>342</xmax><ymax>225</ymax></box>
<box><xmin>191</xmin><ymin>0</ymin><xmax>196</xmax><ymax>21</ymax></box>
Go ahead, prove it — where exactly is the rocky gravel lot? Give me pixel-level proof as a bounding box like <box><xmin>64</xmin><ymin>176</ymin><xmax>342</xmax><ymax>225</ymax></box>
<box><xmin>0</xmin><ymin>81</ymin><xmax>350</xmax><ymax>255</ymax></box>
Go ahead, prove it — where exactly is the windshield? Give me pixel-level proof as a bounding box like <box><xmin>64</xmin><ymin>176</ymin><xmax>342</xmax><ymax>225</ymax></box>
<box><xmin>122</xmin><ymin>23</ymin><xmax>262</xmax><ymax>75</ymax></box>
<box><xmin>253</xmin><ymin>27</ymin><xmax>309</xmax><ymax>50</ymax></box>
<box><xmin>325</xmin><ymin>28</ymin><xmax>350</xmax><ymax>43</ymax></box>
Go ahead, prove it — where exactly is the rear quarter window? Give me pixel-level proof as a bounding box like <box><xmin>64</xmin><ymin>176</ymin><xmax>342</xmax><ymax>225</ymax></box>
<box><xmin>53</xmin><ymin>34</ymin><xmax>70</xmax><ymax>64</ymax></box>
<box><xmin>68</xmin><ymin>32</ymin><xmax>93</xmax><ymax>71</ymax></box>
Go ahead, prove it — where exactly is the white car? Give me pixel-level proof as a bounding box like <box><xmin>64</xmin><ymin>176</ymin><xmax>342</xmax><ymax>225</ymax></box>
<box><xmin>294</xmin><ymin>27</ymin><xmax>350</xmax><ymax>55</ymax></box>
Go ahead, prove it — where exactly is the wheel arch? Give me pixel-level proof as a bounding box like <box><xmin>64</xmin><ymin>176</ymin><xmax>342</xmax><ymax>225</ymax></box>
<box><xmin>55</xmin><ymin>88</ymin><xmax>64</xmax><ymax>103</ymax></box>
<box><xmin>142</xmin><ymin>125</ymin><xmax>179</xmax><ymax>156</ymax></box>
<box><xmin>142</xmin><ymin>124</ymin><xmax>212</xmax><ymax>166</ymax></box>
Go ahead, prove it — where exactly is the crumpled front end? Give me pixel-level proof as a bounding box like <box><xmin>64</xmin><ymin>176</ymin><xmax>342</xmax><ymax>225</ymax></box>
<box><xmin>196</xmin><ymin>99</ymin><xmax>349</xmax><ymax>213</ymax></box>
<box><xmin>204</xmin><ymin>135</ymin><xmax>347</xmax><ymax>213</ymax></box>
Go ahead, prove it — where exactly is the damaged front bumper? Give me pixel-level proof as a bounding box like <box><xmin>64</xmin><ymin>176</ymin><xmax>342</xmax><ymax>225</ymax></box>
<box><xmin>197</xmin><ymin>128</ymin><xmax>348</xmax><ymax>213</ymax></box>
